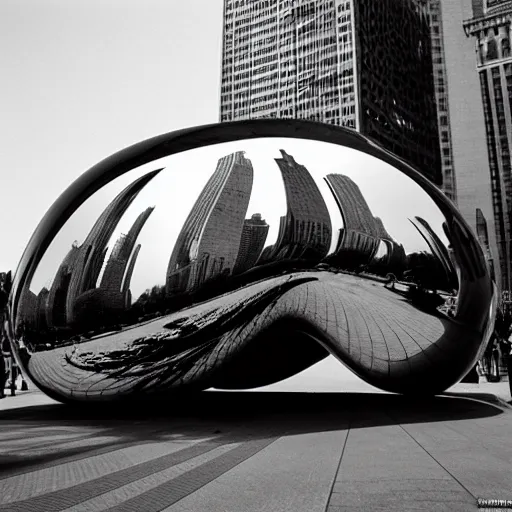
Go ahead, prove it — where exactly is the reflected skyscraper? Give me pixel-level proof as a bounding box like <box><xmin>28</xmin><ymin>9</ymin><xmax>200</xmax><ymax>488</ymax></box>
<box><xmin>268</xmin><ymin>150</ymin><xmax>331</xmax><ymax>261</ymax></box>
<box><xmin>36</xmin><ymin>288</ymin><xmax>49</xmax><ymax>332</ymax></box>
<box><xmin>16</xmin><ymin>285</ymin><xmax>50</xmax><ymax>335</ymax></box>
<box><xmin>17</xmin><ymin>288</ymin><xmax>38</xmax><ymax>333</ymax></box>
<box><xmin>410</xmin><ymin>216</ymin><xmax>458</xmax><ymax>291</ymax></box>
<box><xmin>166</xmin><ymin>152</ymin><xmax>254</xmax><ymax>294</ymax></box>
<box><xmin>325</xmin><ymin>173</ymin><xmax>382</xmax><ymax>264</ymax></box>
<box><xmin>65</xmin><ymin>170</ymin><xmax>161</xmax><ymax>324</ymax></box>
<box><xmin>46</xmin><ymin>244</ymin><xmax>80</xmax><ymax>328</ymax></box>
<box><xmin>122</xmin><ymin>244</ymin><xmax>142</xmax><ymax>307</ymax></box>
<box><xmin>99</xmin><ymin>207</ymin><xmax>154</xmax><ymax>295</ymax></box>
<box><xmin>476</xmin><ymin>207</ymin><xmax>495</xmax><ymax>279</ymax></box>
<box><xmin>233</xmin><ymin>213</ymin><xmax>269</xmax><ymax>274</ymax></box>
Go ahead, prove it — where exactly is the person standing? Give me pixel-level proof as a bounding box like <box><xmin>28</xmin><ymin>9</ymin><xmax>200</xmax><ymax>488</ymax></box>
<box><xmin>0</xmin><ymin>273</ymin><xmax>9</xmax><ymax>398</ymax></box>
<box><xmin>0</xmin><ymin>340</ymin><xmax>5</xmax><ymax>399</ymax></box>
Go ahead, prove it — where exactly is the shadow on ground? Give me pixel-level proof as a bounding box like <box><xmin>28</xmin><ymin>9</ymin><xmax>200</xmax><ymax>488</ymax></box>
<box><xmin>0</xmin><ymin>391</ymin><xmax>504</xmax><ymax>479</ymax></box>
<box><xmin>443</xmin><ymin>391</ymin><xmax>512</xmax><ymax>407</ymax></box>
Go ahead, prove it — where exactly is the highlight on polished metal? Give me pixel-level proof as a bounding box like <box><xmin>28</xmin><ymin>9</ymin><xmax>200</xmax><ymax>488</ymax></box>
<box><xmin>6</xmin><ymin>120</ymin><xmax>496</xmax><ymax>403</ymax></box>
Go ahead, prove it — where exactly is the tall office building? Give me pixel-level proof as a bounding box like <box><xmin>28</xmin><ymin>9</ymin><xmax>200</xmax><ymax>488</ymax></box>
<box><xmin>268</xmin><ymin>150</ymin><xmax>332</xmax><ymax>261</ymax></box>
<box><xmin>233</xmin><ymin>213</ymin><xmax>270</xmax><ymax>274</ymax></box>
<box><xmin>427</xmin><ymin>0</ymin><xmax>457</xmax><ymax>201</ymax></box>
<box><xmin>220</xmin><ymin>0</ymin><xmax>442</xmax><ymax>184</ymax></box>
<box><xmin>463</xmin><ymin>0</ymin><xmax>511</xmax><ymax>292</ymax></box>
<box><xmin>166</xmin><ymin>152</ymin><xmax>253</xmax><ymax>294</ymax></box>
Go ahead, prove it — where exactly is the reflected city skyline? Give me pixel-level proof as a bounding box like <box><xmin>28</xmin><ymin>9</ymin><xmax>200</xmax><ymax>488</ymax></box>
<box><xmin>16</xmin><ymin>140</ymin><xmax>457</xmax><ymax>351</ymax></box>
<box><xmin>27</xmin><ymin>139</ymin><xmax>449</xmax><ymax>305</ymax></box>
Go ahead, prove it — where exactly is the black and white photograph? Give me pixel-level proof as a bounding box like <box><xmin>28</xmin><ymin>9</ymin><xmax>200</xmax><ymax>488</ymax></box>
<box><xmin>1</xmin><ymin>1</ymin><xmax>512</xmax><ymax>510</ymax></box>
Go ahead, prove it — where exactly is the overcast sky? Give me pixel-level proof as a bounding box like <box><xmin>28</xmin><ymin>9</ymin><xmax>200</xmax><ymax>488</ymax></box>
<box><xmin>0</xmin><ymin>0</ymin><xmax>223</xmax><ymax>273</ymax></box>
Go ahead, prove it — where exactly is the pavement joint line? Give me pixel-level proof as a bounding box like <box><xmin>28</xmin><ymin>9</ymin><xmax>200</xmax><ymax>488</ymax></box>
<box><xmin>102</xmin><ymin>436</ymin><xmax>280</xmax><ymax>512</ymax></box>
<box><xmin>395</xmin><ymin>421</ymin><xmax>477</xmax><ymax>502</ymax></box>
<box><xmin>325</xmin><ymin>417</ymin><xmax>351</xmax><ymax>511</ymax></box>
<box><xmin>0</xmin><ymin>438</ymin><xmax>229</xmax><ymax>511</ymax></box>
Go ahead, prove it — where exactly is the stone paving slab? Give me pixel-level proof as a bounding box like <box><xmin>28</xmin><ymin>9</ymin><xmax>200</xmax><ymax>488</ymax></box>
<box><xmin>60</xmin><ymin>443</ymin><xmax>240</xmax><ymax>512</ymax></box>
<box><xmin>166</xmin><ymin>430</ymin><xmax>347</xmax><ymax>512</ymax></box>
<box><xmin>0</xmin><ymin>386</ymin><xmax>511</xmax><ymax>511</ymax></box>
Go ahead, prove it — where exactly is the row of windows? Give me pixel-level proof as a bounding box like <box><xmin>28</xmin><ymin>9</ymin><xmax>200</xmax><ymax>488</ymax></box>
<box><xmin>254</xmin><ymin>35</ymin><xmax>277</xmax><ymax>47</ymax></box>
<box><xmin>249</xmin><ymin>46</ymin><xmax>276</xmax><ymax>58</ymax></box>
<box><xmin>254</xmin><ymin>54</ymin><xmax>278</xmax><ymax>66</ymax></box>
<box><xmin>239</xmin><ymin>16</ymin><xmax>275</xmax><ymax>31</ymax></box>
<box><xmin>251</xmin><ymin>92</ymin><xmax>278</xmax><ymax>105</ymax></box>
<box><xmin>478</xmin><ymin>36</ymin><xmax>511</xmax><ymax>64</ymax></box>
<box><xmin>338</xmin><ymin>1</ymin><xmax>351</xmax><ymax>13</ymax></box>
<box><xmin>254</xmin><ymin>63</ymin><xmax>279</xmax><ymax>75</ymax></box>
<box><xmin>248</xmin><ymin>28</ymin><xmax>276</xmax><ymax>40</ymax></box>
<box><xmin>492</xmin><ymin>66</ymin><xmax>512</xmax><ymax>201</ymax></box>
<box><xmin>234</xmin><ymin>62</ymin><xmax>251</xmax><ymax>72</ymax></box>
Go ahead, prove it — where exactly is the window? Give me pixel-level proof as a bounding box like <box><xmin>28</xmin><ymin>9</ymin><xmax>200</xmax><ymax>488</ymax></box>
<box><xmin>502</xmin><ymin>38</ymin><xmax>510</xmax><ymax>58</ymax></box>
<box><xmin>486</xmin><ymin>38</ymin><xmax>498</xmax><ymax>61</ymax></box>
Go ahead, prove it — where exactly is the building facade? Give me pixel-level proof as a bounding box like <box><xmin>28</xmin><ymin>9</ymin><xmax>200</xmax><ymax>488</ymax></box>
<box><xmin>463</xmin><ymin>0</ymin><xmax>512</xmax><ymax>292</ymax></box>
<box><xmin>325</xmin><ymin>173</ymin><xmax>389</xmax><ymax>266</ymax></box>
<box><xmin>233</xmin><ymin>213</ymin><xmax>270</xmax><ymax>274</ymax></box>
<box><xmin>220</xmin><ymin>0</ymin><xmax>442</xmax><ymax>184</ymax></box>
<box><xmin>267</xmin><ymin>150</ymin><xmax>332</xmax><ymax>261</ymax></box>
<box><xmin>427</xmin><ymin>0</ymin><xmax>457</xmax><ymax>201</ymax></box>
<box><xmin>166</xmin><ymin>151</ymin><xmax>254</xmax><ymax>294</ymax></box>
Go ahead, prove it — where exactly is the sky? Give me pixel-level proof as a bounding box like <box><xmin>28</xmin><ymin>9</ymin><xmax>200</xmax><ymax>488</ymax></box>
<box><xmin>0</xmin><ymin>0</ymin><xmax>223</xmax><ymax>273</ymax></box>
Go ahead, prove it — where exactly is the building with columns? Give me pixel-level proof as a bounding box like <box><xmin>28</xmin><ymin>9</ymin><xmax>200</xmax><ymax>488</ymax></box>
<box><xmin>463</xmin><ymin>0</ymin><xmax>512</xmax><ymax>293</ymax></box>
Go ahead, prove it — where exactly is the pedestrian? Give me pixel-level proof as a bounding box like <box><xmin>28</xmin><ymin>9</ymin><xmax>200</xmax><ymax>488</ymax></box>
<box><xmin>0</xmin><ymin>274</ymin><xmax>8</xmax><ymax>398</ymax></box>
<box><xmin>0</xmin><ymin>344</ymin><xmax>5</xmax><ymax>399</ymax></box>
<box><xmin>2</xmin><ymin>335</ymin><xmax>16</xmax><ymax>394</ymax></box>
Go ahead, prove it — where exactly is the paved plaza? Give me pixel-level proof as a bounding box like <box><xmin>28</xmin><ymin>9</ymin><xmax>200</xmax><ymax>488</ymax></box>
<box><xmin>1</xmin><ymin>367</ymin><xmax>512</xmax><ymax>512</ymax></box>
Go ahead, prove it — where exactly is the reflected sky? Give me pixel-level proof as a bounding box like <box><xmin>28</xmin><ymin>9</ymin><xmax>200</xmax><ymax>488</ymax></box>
<box><xmin>30</xmin><ymin>138</ymin><xmax>447</xmax><ymax>300</ymax></box>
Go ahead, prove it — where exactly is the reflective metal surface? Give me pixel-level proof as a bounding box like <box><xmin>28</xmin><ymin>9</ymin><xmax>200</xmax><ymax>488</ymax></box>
<box><xmin>6</xmin><ymin>120</ymin><xmax>495</xmax><ymax>403</ymax></box>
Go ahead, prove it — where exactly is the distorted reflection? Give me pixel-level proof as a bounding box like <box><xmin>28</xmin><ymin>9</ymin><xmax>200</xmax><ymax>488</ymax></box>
<box><xmin>10</xmin><ymin>137</ymin><xmax>493</xmax><ymax>400</ymax></box>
